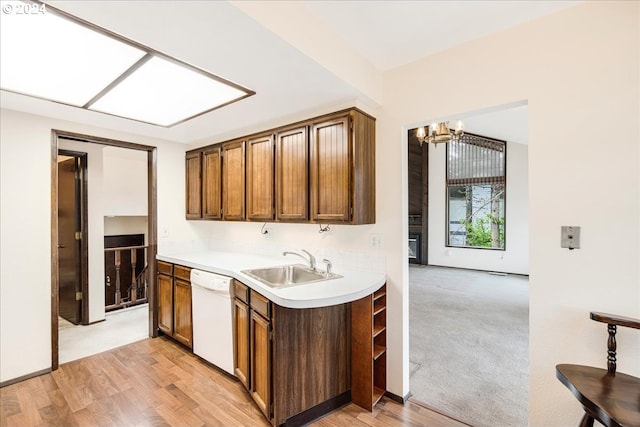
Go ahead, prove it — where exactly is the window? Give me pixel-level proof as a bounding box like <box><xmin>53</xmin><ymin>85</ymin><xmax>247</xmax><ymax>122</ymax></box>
<box><xmin>447</xmin><ymin>134</ymin><xmax>506</xmax><ymax>249</ymax></box>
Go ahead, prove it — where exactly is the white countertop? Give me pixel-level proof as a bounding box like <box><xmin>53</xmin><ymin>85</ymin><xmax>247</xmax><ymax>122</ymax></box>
<box><xmin>156</xmin><ymin>250</ymin><xmax>386</xmax><ymax>309</ymax></box>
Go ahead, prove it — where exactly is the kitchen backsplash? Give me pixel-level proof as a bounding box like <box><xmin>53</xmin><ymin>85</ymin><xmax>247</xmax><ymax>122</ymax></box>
<box><xmin>159</xmin><ymin>238</ymin><xmax>386</xmax><ymax>275</ymax></box>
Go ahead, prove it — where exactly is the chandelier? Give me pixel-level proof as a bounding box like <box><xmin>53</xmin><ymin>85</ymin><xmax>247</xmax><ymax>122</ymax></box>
<box><xmin>416</xmin><ymin>120</ymin><xmax>464</xmax><ymax>147</ymax></box>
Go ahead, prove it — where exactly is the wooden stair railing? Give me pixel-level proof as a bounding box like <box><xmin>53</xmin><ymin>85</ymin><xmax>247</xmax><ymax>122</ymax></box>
<box><xmin>104</xmin><ymin>245</ymin><xmax>148</xmax><ymax>311</ymax></box>
<box><xmin>556</xmin><ymin>312</ymin><xmax>640</xmax><ymax>427</ymax></box>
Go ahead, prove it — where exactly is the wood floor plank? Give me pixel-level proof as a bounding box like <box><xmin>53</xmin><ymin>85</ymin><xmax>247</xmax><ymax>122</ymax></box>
<box><xmin>47</xmin><ymin>388</ymin><xmax>79</xmax><ymax>427</ymax></box>
<box><xmin>37</xmin><ymin>404</ymin><xmax>64</xmax><ymax>427</ymax></box>
<box><xmin>14</xmin><ymin>386</ymin><xmax>43</xmax><ymax>426</ymax></box>
<box><xmin>110</xmin><ymin>389</ymin><xmax>148</xmax><ymax>426</ymax></box>
<box><xmin>1</xmin><ymin>337</ymin><xmax>468</xmax><ymax>427</ymax></box>
<box><xmin>71</xmin><ymin>408</ymin><xmax>98</xmax><ymax>427</ymax></box>
<box><xmin>155</xmin><ymin>403</ymin><xmax>204</xmax><ymax>427</ymax></box>
<box><xmin>0</xmin><ymin>386</ymin><xmax>20</xmax><ymax>421</ymax></box>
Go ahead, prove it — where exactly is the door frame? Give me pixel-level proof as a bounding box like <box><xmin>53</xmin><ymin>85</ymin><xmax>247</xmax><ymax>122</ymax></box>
<box><xmin>50</xmin><ymin>130</ymin><xmax>158</xmax><ymax>370</ymax></box>
<box><xmin>57</xmin><ymin>150</ymin><xmax>89</xmax><ymax>325</ymax></box>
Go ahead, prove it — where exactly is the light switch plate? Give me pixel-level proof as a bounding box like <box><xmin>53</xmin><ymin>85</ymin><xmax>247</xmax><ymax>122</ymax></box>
<box><xmin>561</xmin><ymin>226</ymin><xmax>580</xmax><ymax>250</ymax></box>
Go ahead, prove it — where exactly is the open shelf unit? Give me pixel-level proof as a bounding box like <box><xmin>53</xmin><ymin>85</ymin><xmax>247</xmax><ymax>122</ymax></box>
<box><xmin>351</xmin><ymin>283</ymin><xmax>387</xmax><ymax>411</ymax></box>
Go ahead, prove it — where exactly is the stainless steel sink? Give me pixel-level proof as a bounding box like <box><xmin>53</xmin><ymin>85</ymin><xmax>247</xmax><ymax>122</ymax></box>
<box><xmin>241</xmin><ymin>264</ymin><xmax>342</xmax><ymax>288</ymax></box>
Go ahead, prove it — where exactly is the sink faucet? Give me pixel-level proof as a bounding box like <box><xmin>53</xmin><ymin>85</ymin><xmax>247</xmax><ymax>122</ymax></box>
<box><xmin>283</xmin><ymin>249</ymin><xmax>316</xmax><ymax>271</ymax></box>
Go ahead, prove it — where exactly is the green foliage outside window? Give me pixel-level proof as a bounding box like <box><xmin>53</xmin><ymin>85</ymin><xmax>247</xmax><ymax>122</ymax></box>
<box><xmin>460</xmin><ymin>214</ymin><xmax>505</xmax><ymax>248</ymax></box>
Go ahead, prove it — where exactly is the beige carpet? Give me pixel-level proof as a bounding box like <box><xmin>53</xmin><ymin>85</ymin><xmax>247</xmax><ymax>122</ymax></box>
<box><xmin>409</xmin><ymin>265</ymin><xmax>529</xmax><ymax>427</ymax></box>
<box><xmin>59</xmin><ymin>303</ymin><xmax>149</xmax><ymax>364</ymax></box>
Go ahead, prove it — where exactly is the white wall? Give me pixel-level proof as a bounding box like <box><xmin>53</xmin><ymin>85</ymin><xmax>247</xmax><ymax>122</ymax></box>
<box><xmin>0</xmin><ymin>108</ymin><xmax>191</xmax><ymax>383</ymax></box>
<box><xmin>428</xmin><ymin>140</ymin><xmax>529</xmax><ymax>274</ymax></box>
<box><xmin>103</xmin><ymin>147</ymin><xmax>147</xmax><ymax>217</ymax></box>
<box><xmin>1</xmin><ymin>5</ymin><xmax>638</xmax><ymax>427</ymax></box>
<box><xmin>104</xmin><ymin>216</ymin><xmax>148</xmax><ymax>244</ymax></box>
<box><xmin>58</xmin><ymin>139</ymin><xmax>106</xmax><ymax>324</ymax></box>
<box><xmin>378</xmin><ymin>2</ymin><xmax>639</xmax><ymax>426</ymax></box>
<box><xmin>0</xmin><ymin>109</ymin><xmax>52</xmax><ymax>381</ymax></box>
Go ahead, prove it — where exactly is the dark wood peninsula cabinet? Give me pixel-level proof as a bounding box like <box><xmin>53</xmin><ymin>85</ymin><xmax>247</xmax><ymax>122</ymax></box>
<box><xmin>185</xmin><ymin>107</ymin><xmax>375</xmax><ymax>225</ymax></box>
<box><xmin>232</xmin><ymin>280</ymin><xmax>351</xmax><ymax>426</ymax></box>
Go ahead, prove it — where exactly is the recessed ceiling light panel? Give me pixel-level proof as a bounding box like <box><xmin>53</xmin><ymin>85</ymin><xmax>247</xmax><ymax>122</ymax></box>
<box><xmin>0</xmin><ymin>1</ymin><xmax>146</xmax><ymax>106</ymax></box>
<box><xmin>90</xmin><ymin>56</ymin><xmax>250</xmax><ymax>127</ymax></box>
<box><xmin>0</xmin><ymin>1</ymin><xmax>254</xmax><ymax>127</ymax></box>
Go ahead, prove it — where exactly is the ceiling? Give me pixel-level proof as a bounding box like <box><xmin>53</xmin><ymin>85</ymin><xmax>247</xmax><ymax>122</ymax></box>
<box><xmin>0</xmin><ymin>1</ymin><xmax>579</xmax><ymax>144</ymax></box>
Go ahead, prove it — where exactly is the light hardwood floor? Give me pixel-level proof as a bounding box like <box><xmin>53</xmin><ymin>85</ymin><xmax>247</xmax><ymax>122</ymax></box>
<box><xmin>1</xmin><ymin>337</ymin><xmax>469</xmax><ymax>427</ymax></box>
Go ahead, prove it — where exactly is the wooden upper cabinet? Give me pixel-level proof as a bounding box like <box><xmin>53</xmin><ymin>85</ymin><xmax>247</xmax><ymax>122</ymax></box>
<box><xmin>276</xmin><ymin>126</ymin><xmax>309</xmax><ymax>221</ymax></box>
<box><xmin>246</xmin><ymin>134</ymin><xmax>275</xmax><ymax>221</ymax></box>
<box><xmin>202</xmin><ymin>146</ymin><xmax>222</xmax><ymax>220</ymax></box>
<box><xmin>222</xmin><ymin>140</ymin><xmax>245</xmax><ymax>220</ymax></box>
<box><xmin>185</xmin><ymin>151</ymin><xmax>202</xmax><ymax>219</ymax></box>
<box><xmin>310</xmin><ymin>115</ymin><xmax>351</xmax><ymax>223</ymax></box>
<box><xmin>186</xmin><ymin>108</ymin><xmax>375</xmax><ymax>224</ymax></box>
<box><xmin>310</xmin><ymin>110</ymin><xmax>375</xmax><ymax>224</ymax></box>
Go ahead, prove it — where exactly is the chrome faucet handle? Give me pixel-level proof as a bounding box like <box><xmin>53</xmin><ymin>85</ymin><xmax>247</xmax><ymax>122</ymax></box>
<box><xmin>300</xmin><ymin>249</ymin><xmax>316</xmax><ymax>270</ymax></box>
<box><xmin>283</xmin><ymin>249</ymin><xmax>315</xmax><ymax>271</ymax></box>
<box><xmin>322</xmin><ymin>259</ymin><xmax>332</xmax><ymax>275</ymax></box>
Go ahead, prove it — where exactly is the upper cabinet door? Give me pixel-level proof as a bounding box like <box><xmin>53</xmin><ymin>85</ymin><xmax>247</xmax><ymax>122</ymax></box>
<box><xmin>276</xmin><ymin>126</ymin><xmax>308</xmax><ymax>221</ymax></box>
<box><xmin>310</xmin><ymin>116</ymin><xmax>351</xmax><ymax>222</ymax></box>
<box><xmin>246</xmin><ymin>134</ymin><xmax>275</xmax><ymax>221</ymax></box>
<box><xmin>185</xmin><ymin>151</ymin><xmax>202</xmax><ymax>219</ymax></box>
<box><xmin>202</xmin><ymin>146</ymin><xmax>222</xmax><ymax>220</ymax></box>
<box><xmin>222</xmin><ymin>140</ymin><xmax>246</xmax><ymax>221</ymax></box>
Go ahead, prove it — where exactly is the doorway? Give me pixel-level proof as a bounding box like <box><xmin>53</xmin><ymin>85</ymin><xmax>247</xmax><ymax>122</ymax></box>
<box><xmin>51</xmin><ymin>130</ymin><xmax>158</xmax><ymax>370</ymax></box>
<box><xmin>406</xmin><ymin>103</ymin><xmax>530</xmax><ymax>427</ymax></box>
<box><xmin>57</xmin><ymin>151</ymin><xmax>88</xmax><ymax>325</ymax></box>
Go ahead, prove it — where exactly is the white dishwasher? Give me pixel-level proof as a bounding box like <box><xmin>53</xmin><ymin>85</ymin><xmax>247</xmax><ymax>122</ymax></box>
<box><xmin>190</xmin><ymin>269</ymin><xmax>234</xmax><ymax>375</ymax></box>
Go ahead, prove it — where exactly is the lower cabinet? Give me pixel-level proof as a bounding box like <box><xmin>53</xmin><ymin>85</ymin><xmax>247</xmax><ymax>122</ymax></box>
<box><xmin>250</xmin><ymin>308</ymin><xmax>272</xmax><ymax>418</ymax></box>
<box><xmin>351</xmin><ymin>283</ymin><xmax>387</xmax><ymax>411</ymax></box>
<box><xmin>156</xmin><ymin>261</ymin><xmax>193</xmax><ymax>349</ymax></box>
<box><xmin>234</xmin><ymin>281</ymin><xmax>273</xmax><ymax>419</ymax></box>
<box><xmin>233</xmin><ymin>280</ymin><xmax>350</xmax><ymax>426</ymax></box>
<box><xmin>234</xmin><ymin>298</ymin><xmax>250</xmax><ymax>389</ymax></box>
<box><xmin>173</xmin><ymin>276</ymin><xmax>193</xmax><ymax>347</ymax></box>
<box><xmin>157</xmin><ymin>270</ymin><xmax>173</xmax><ymax>335</ymax></box>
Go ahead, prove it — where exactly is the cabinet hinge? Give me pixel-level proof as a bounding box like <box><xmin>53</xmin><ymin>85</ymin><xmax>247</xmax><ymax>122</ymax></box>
<box><xmin>75</xmin><ymin>231</ymin><xmax>82</xmax><ymax>240</ymax></box>
<box><xmin>75</xmin><ymin>292</ymin><xmax>82</xmax><ymax>301</ymax></box>
<box><xmin>269</xmin><ymin>328</ymin><xmax>273</xmax><ymax>341</ymax></box>
<box><xmin>270</xmin><ymin>402</ymin><xmax>273</xmax><ymax>416</ymax></box>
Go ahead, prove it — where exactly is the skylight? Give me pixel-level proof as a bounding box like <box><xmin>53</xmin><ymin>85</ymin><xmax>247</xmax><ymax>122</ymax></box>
<box><xmin>0</xmin><ymin>1</ymin><xmax>254</xmax><ymax>127</ymax></box>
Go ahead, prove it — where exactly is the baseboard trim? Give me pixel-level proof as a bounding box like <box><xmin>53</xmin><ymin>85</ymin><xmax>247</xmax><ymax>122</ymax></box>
<box><xmin>281</xmin><ymin>390</ymin><xmax>351</xmax><ymax>427</ymax></box>
<box><xmin>0</xmin><ymin>368</ymin><xmax>51</xmax><ymax>388</ymax></box>
<box><xmin>384</xmin><ymin>390</ymin><xmax>411</xmax><ymax>404</ymax></box>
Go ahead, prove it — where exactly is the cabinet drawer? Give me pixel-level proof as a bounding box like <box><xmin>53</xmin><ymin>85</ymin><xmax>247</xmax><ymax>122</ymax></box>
<box><xmin>234</xmin><ymin>280</ymin><xmax>249</xmax><ymax>303</ymax></box>
<box><xmin>157</xmin><ymin>261</ymin><xmax>173</xmax><ymax>276</ymax></box>
<box><xmin>250</xmin><ymin>290</ymin><xmax>271</xmax><ymax>319</ymax></box>
<box><xmin>174</xmin><ymin>265</ymin><xmax>191</xmax><ymax>281</ymax></box>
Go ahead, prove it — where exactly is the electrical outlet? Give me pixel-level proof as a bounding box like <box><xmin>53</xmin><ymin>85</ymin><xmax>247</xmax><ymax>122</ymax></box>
<box><xmin>370</xmin><ymin>233</ymin><xmax>383</xmax><ymax>249</ymax></box>
<box><xmin>561</xmin><ymin>226</ymin><xmax>580</xmax><ymax>250</ymax></box>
